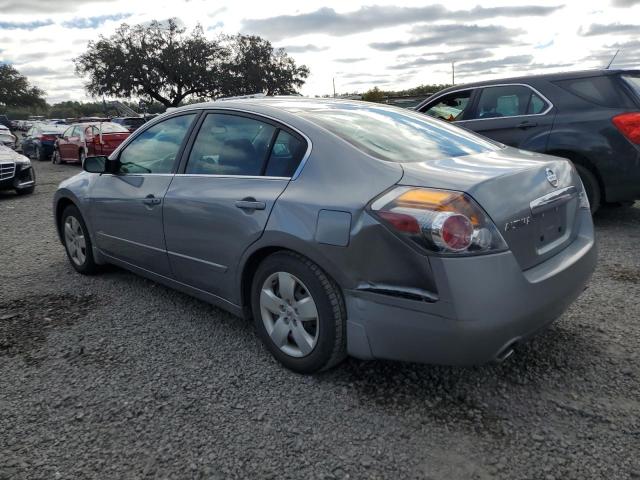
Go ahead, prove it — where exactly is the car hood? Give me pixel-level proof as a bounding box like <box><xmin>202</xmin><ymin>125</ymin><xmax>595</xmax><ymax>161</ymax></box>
<box><xmin>0</xmin><ymin>145</ymin><xmax>25</xmax><ymax>161</ymax></box>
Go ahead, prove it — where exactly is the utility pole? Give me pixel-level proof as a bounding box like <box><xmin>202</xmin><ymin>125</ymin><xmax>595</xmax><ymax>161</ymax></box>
<box><xmin>452</xmin><ymin>62</ymin><xmax>455</xmax><ymax>86</ymax></box>
<box><xmin>333</xmin><ymin>78</ymin><xmax>336</xmax><ymax>98</ymax></box>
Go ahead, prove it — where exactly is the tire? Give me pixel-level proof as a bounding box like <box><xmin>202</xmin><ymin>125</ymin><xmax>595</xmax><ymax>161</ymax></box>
<box><xmin>575</xmin><ymin>164</ymin><xmax>601</xmax><ymax>214</ymax></box>
<box><xmin>60</xmin><ymin>205</ymin><xmax>99</xmax><ymax>275</ymax></box>
<box><xmin>251</xmin><ymin>251</ymin><xmax>347</xmax><ymax>373</ymax></box>
<box><xmin>35</xmin><ymin>145</ymin><xmax>46</xmax><ymax>161</ymax></box>
<box><xmin>16</xmin><ymin>186</ymin><xmax>35</xmax><ymax>195</ymax></box>
<box><xmin>52</xmin><ymin>149</ymin><xmax>62</xmax><ymax>164</ymax></box>
<box><xmin>79</xmin><ymin>149</ymin><xmax>86</xmax><ymax>167</ymax></box>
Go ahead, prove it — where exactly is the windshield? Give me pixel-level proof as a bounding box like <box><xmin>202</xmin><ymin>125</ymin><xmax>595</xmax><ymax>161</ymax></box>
<box><xmin>621</xmin><ymin>74</ymin><xmax>640</xmax><ymax>100</ymax></box>
<box><xmin>123</xmin><ymin>118</ymin><xmax>145</xmax><ymax>126</ymax></box>
<box><xmin>280</xmin><ymin>101</ymin><xmax>498</xmax><ymax>163</ymax></box>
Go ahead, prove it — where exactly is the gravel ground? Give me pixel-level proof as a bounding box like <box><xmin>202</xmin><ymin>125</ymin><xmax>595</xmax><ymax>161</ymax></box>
<box><xmin>1</xmin><ymin>159</ymin><xmax>639</xmax><ymax>480</ymax></box>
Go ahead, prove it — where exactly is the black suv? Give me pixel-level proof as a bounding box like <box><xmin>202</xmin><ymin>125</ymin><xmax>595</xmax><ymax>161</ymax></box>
<box><xmin>416</xmin><ymin>69</ymin><xmax>640</xmax><ymax>212</ymax></box>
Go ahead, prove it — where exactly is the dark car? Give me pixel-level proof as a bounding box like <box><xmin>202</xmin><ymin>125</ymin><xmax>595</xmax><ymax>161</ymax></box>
<box><xmin>21</xmin><ymin>123</ymin><xmax>67</xmax><ymax>161</ymax></box>
<box><xmin>0</xmin><ymin>145</ymin><xmax>35</xmax><ymax>195</ymax></box>
<box><xmin>111</xmin><ymin>116</ymin><xmax>146</xmax><ymax>132</ymax></box>
<box><xmin>416</xmin><ymin>69</ymin><xmax>640</xmax><ymax>212</ymax></box>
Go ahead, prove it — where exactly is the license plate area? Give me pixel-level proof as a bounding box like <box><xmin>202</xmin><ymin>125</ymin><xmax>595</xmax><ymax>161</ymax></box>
<box><xmin>533</xmin><ymin>204</ymin><xmax>571</xmax><ymax>255</ymax></box>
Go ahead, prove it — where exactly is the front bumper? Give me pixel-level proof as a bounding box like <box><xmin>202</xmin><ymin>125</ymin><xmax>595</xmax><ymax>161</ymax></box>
<box><xmin>0</xmin><ymin>164</ymin><xmax>36</xmax><ymax>191</ymax></box>
<box><xmin>345</xmin><ymin>210</ymin><xmax>596</xmax><ymax>365</ymax></box>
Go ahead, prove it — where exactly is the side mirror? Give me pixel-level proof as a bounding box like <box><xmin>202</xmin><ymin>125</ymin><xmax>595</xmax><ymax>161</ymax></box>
<box><xmin>83</xmin><ymin>155</ymin><xmax>108</xmax><ymax>173</ymax></box>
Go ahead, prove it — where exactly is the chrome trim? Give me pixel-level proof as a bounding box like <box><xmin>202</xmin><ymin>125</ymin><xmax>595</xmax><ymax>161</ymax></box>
<box><xmin>97</xmin><ymin>232</ymin><xmax>166</xmax><ymax>253</ymax></box>
<box><xmin>0</xmin><ymin>161</ymin><xmax>16</xmax><ymax>181</ymax></box>
<box><xmin>108</xmin><ymin>107</ymin><xmax>313</xmax><ymax>181</ymax></box>
<box><xmin>422</xmin><ymin>83</ymin><xmax>554</xmax><ymax>121</ymax></box>
<box><xmin>167</xmin><ymin>250</ymin><xmax>227</xmax><ymax>272</ymax></box>
<box><xmin>529</xmin><ymin>186</ymin><xmax>577</xmax><ymax>215</ymax></box>
<box><xmin>173</xmin><ymin>174</ymin><xmax>290</xmax><ymax>180</ymax></box>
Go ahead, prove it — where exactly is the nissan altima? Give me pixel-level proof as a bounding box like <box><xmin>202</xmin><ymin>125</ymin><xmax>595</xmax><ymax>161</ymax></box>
<box><xmin>53</xmin><ymin>98</ymin><xmax>596</xmax><ymax>373</ymax></box>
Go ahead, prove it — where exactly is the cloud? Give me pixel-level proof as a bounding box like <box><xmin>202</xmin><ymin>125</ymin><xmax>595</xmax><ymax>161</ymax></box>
<box><xmin>0</xmin><ymin>20</ymin><xmax>53</xmax><ymax>30</ymax></box>
<box><xmin>389</xmin><ymin>47</ymin><xmax>493</xmax><ymax>70</ymax></box>
<box><xmin>370</xmin><ymin>24</ymin><xmax>522</xmax><ymax>51</ymax></box>
<box><xmin>281</xmin><ymin>44</ymin><xmax>329</xmax><ymax>53</ymax></box>
<box><xmin>241</xmin><ymin>4</ymin><xmax>563</xmax><ymax>41</ymax></box>
<box><xmin>612</xmin><ymin>0</ymin><xmax>640</xmax><ymax>5</ymax></box>
<box><xmin>579</xmin><ymin>23</ymin><xmax>639</xmax><ymax>36</ymax></box>
<box><xmin>583</xmin><ymin>38</ymin><xmax>640</xmax><ymax>68</ymax></box>
<box><xmin>454</xmin><ymin>55</ymin><xmax>534</xmax><ymax>74</ymax></box>
<box><xmin>0</xmin><ymin>0</ymin><xmax>118</xmax><ymax>13</ymax></box>
<box><xmin>62</xmin><ymin>14</ymin><xmax>132</xmax><ymax>29</ymax></box>
<box><xmin>334</xmin><ymin>57</ymin><xmax>367</xmax><ymax>63</ymax></box>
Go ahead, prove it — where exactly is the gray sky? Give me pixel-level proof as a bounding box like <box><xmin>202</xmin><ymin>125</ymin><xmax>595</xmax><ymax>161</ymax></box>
<box><xmin>0</xmin><ymin>0</ymin><xmax>639</xmax><ymax>103</ymax></box>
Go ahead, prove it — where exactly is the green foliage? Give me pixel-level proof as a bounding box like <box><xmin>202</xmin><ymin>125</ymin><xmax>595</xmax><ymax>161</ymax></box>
<box><xmin>74</xmin><ymin>18</ymin><xmax>309</xmax><ymax>107</ymax></box>
<box><xmin>362</xmin><ymin>87</ymin><xmax>385</xmax><ymax>102</ymax></box>
<box><xmin>0</xmin><ymin>64</ymin><xmax>47</xmax><ymax>108</ymax></box>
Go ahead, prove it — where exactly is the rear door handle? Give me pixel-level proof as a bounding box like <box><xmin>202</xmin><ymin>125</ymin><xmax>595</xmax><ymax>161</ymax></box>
<box><xmin>143</xmin><ymin>194</ymin><xmax>162</xmax><ymax>206</ymax></box>
<box><xmin>235</xmin><ymin>199</ymin><xmax>266</xmax><ymax>210</ymax></box>
<box><xmin>517</xmin><ymin>121</ymin><xmax>538</xmax><ymax>129</ymax></box>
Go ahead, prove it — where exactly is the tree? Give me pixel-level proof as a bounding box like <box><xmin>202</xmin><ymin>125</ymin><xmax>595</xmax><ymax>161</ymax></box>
<box><xmin>362</xmin><ymin>87</ymin><xmax>385</xmax><ymax>103</ymax></box>
<box><xmin>222</xmin><ymin>35</ymin><xmax>309</xmax><ymax>96</ymax></box>
<box><xmin>74</xmin><ymin>19</ymin><xmax>310</xmax><ymax>107</ymax></box>
<box><xmin>0</xmin><ymin>64</ymin><xmax>46</xmax><ymax>108</ymax></box>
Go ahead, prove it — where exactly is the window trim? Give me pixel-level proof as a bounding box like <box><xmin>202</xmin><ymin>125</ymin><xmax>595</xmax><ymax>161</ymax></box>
<box><xmin>176</xmin><ymin>108</ymin><xmax>311</xmax><ymax>180</ymax></box>
<box><xmin>423</xmin><ymin>83</ymin><xmax>554</xmax><ymax>123</ymax></box>
<box><xmin>420</xmin><ymin>87</ymin><xmax>477</xmax><ymax>121</ymax></box>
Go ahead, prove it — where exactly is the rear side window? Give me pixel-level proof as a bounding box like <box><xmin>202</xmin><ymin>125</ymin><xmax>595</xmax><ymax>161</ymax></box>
<box><xmin>554</xmin><ymin>75</ymin><xmax>626</xmax><ymax>107</ymax></box>
<box><xmin>186</xmin><ymin>114</ymin><xmax>276</xmax><ymax>176</ymax></box>
<box><xmin>474</xmin><ymin>85</ymin><xmax>548</xmax><ymax>119</ymax></box>
<box><xmin>265</xmin><ymin>130</ymin><xmax>306</xmax><ymax>177</ymax></box>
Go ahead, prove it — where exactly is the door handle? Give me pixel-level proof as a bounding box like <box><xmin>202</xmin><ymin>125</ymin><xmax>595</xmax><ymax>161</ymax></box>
<box><xmin>143</xmin><ymin>194</ymin><xmax>162</xmax><ymax>206</ymax></box>
<box><xmin>517</xmin><ymin>121</ymin><xmax>538</xmax><ymax>129</ymax></box>
<box><xmin>235</xmin><ymin>198</ymin><xmax>266</xmax><ymax>210</ymax></box>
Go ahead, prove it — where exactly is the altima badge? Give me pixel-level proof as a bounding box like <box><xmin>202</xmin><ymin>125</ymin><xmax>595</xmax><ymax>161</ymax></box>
<box><xmin>545</xmin><ymin>168</ymin><xmax>559</xmax><ymax>187</ymax></box>
<box><xmin>504</xmin><ymin>216</ymin><xmax>532</xmax><ymax>232</ymax></box>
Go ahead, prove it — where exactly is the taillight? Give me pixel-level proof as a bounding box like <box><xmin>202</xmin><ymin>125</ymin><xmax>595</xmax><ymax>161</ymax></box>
<box><xmin>370</xmin><ymin>187</ymin><xmax>507</xmax><ymax>255</ymax></box>
<box><xmin>612</xmin><ymin>112</ymin><xmax>640</xmax><ymax>144</ymax></box>
<box><xmin>39</xmin><ymin>134</ymin><xmax>57</xmax><ymax>141</ymax></box>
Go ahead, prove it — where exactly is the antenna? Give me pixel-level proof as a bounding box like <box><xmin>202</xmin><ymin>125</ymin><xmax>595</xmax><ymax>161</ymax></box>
<box><xmin>333</xmin><ymin>78</ymin><xmax>336</xmax><ymax>98</ymax></box>
<box><xmin>606</xmin><ymin>49</ymin><xmax>620</xmax><ymax>69</ymax></box>
<box><xmin>452</xmin><ymin>62</ymin><xmax>455</xmax><ymax>85</ymax></box>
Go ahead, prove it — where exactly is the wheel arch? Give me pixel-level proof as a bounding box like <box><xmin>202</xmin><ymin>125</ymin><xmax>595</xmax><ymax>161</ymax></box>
<box><xmin>546</xmin><ymin>149</ymin><xmax>606</xmax><ymax>201</ymax></box>
<box><xmin>54</xmin><ymin>196</ymin><xmax>77</xmax><ymax>243</ymax></box>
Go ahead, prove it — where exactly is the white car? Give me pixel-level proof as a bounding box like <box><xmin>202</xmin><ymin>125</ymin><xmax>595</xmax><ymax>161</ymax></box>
<box><xmin>0</xmin><ymin>125</ymin><xmax>17</xmax><ymax>150</ymax></box>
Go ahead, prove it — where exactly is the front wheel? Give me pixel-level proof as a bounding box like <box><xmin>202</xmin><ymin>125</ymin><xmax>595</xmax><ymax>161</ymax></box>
<box><xmin>16</xmin><ymin>186</ymin><xmax>35</xmax><ymax>195</ymax></box>
<box><xmin>52</xmin><ymin>149</ymin><xmax>62</xmax><ymax>164</ymax></box>
<box><xmin>61</xmin><ymin>205</ymin><xmax>99</xmax><ymax>275</ymax></box>
<box><xmin>251</xmin><ymin>251</ymin><xmax>346</xmax><ymax>373</ymax></box>
<box><xmin>79</xmin><ymin>150</ymin><xmax>86</xmax><ymax>166</ymax></box>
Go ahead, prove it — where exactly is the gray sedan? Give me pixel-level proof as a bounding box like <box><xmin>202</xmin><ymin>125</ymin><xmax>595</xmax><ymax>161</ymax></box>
<box><xmin>53</xmin><ymin>98</ymin><xmax>596</xmax><ymax>373</ymax></box>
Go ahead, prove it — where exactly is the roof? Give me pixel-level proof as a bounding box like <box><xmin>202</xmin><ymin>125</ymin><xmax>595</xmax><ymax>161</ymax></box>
<box><xmin>433</xmin><ymin>68</ymin><xmax>640</xmax><ymax>94</ymax></box>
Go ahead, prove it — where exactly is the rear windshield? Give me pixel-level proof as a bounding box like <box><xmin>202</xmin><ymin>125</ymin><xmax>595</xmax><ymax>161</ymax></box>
<box><xmin>123</xmin><ymin>118</ymin><xmax>145</xmax><ymax>126</ymax></box>
<box><xmin>91</xmin><ymin>123</ymin><xmax>129</xmax><ymax>133</ymax></box>
<box><xmin>42</xmin><ymin>125</ymin><xmax>68</xmax><ymax>134</ymax></box>
<box><xmin>621</xmin><ymin>75</ymin><xmax>640</xmax><ymax>100</ymax></box>
<box><xmin>286</xmin><ymin>102</ymin><xmax>498</xmax><ymax>162</ymax></box>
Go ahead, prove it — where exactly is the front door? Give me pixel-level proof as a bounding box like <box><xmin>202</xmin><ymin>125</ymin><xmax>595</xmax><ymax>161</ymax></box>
<box><xmin>89</xmin><ymin>113</ymin><xmax>198</xmax><ymax>276</ymax></box>
<box><xmin>457</xmin><ymin>84</ymin><xmax>555</xmax><ymax>151</ymax></box>
<box><xmin>59</xmin><ymin>126</ymin><xmax>79</xmax><ymax>161</ymax></box>
<box><xmin>162</xmin><ymin>112</ymin><xmax>307</xmax><ymax>303</ymax></box>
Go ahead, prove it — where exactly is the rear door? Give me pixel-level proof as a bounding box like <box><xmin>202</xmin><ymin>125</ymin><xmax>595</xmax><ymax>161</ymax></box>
<box><xmin>457</xmin><ymin>84</ymin><xmax>555</xmax><ymax>151</ymax></box>
<box><xmin>89</xmin><ymin>113</ymin><xmax>198</xmax><ymax>276</ymax></box>
<box><xmin>162</xmin><ymin>111</ymin><xmax>307</xmax><ymax>303</ymax></box>
<box><xmin>58</xmin><ymin>126</ymin><xmax>74</xmax><ymax>160</ymax></box>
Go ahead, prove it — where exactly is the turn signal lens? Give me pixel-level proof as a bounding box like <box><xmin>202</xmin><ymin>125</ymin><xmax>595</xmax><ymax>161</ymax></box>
<box><xmin>370</xmin><ymin>187</ymin><xmax>507</xmax><ymax>255</ymax></box>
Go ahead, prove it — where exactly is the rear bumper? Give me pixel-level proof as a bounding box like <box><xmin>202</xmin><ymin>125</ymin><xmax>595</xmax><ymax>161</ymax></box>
<box><xmin>345</xmin><ymin>210</ymin><xmax>596</xmax><ymax>365</ymax></box>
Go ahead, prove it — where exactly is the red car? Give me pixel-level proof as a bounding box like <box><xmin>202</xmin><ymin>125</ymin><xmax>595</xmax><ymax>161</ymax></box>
<box><xmin>53</xmin><ymin>122</ymin><xmax>130</xmax><ymax>165</ymax></box>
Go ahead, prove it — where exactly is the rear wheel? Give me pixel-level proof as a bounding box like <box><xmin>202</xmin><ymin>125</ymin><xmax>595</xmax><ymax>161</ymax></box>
<box><xmin>79</xmin><ymin>150</ymin><xmax>86</xmax><ymax>167</ymax></box>
<box><xmin>52</xmin><ymin>148</ymin><xmax>62</xmax><ymax>164</ymax></box>
<box><xmin>251</xmin><ymin>251</ymin><xmax>346</xmax><ymax>373</ymax></box>
<box><xmin>575</xmin><ymin>164</ymin><xmax>601</xmax><ymax>214</ymax></box>
<box><xmin>35</xmin><ymin>145</ymin><xmax>46</xmax><ymax>161</ymax></box>
<box><xmin>61</xmin><ymin>205</ymin><xmax>98</xmax><ymax>274</ymax></box>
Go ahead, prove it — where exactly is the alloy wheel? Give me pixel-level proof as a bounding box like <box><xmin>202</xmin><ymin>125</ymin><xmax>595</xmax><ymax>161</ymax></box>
<box><xmin>260</xmin><ymin>272</ymin><xmax>319</xmax><ymax>358</ymax></box>
<box><xmin>64</xmin><ymin>216</ymin><xmax>87</xmax><ymax>266</ymax></box>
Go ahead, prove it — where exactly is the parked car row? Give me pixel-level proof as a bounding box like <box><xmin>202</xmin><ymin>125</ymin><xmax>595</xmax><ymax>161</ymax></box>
<box><xmin>416</xmin><ymin>69</ymin><xmax>640</xmax><ymax>212</ymax></box>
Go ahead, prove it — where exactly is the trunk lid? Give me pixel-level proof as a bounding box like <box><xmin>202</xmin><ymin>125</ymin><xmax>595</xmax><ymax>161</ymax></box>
<box><xmin>399</xmin><ymin>147</ymin><xmax>582</xmax><ymax>270</ymax></box>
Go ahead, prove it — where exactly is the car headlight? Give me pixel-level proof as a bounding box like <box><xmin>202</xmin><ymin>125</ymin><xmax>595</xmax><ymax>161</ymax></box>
<box><xmin>15</xmin><ymin>156</ymin><xmax>31</xmax><ymax>166</ymax></box>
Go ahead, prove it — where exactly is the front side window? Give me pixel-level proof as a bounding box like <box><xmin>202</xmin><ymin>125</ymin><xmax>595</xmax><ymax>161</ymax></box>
<box><xmin>62</xmin><ymin>127</ymin><xmax>73</xmax><ymax>138</ymax></box>
<box><xmin>118</xmin><ymin>114</ymin><xmax>196</xmax><ymax>174</ymax></box>
<box><xmin>423</xmin><ymin>90</ymin><xmax>473</xmax><ymax>121</ymax></box>
<box><xmin>475</xmin><ymin>85</ymin><xmax>548</xmax><ymax>119</ymax></box>
<box><xmin>186</xmin><ymin>114</ymin><xmax>276</xmax><ymax>176</ymax></box>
